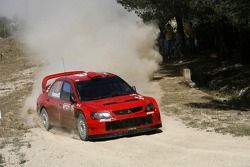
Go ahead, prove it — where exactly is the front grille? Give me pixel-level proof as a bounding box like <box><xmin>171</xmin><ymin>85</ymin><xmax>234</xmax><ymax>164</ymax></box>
<box><xmin>113</xmin><ymin>106</ymin><xmax>143</xmax><ymax>115</ymax></box>
<box><xmin>106</xmin><ymin>115</ymin><xmax>153</xmax><ymax>131</ymax></box>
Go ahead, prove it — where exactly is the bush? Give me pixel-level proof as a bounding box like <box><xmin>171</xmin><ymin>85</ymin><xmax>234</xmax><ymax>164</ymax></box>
<box><xmin>0</xmin><ymin>17</ymin><xmax>12</xmax><ymax>38</ymax></box>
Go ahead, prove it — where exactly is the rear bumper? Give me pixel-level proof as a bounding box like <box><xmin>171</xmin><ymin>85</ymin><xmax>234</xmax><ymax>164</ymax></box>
<box><xmin>88</xmin><ymin>123</ymin><xmax>162</xmax><ymax>140</ymax></box>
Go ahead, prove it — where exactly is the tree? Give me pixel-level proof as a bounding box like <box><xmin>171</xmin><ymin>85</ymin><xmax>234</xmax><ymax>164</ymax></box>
<box><xmin>117</xmin><ymin>0</ymin><xmax>250</xmax><ymax>63</ymax></box>
<box><xmin>117</xmin><ymin>0</ymin><xmax>190</xmax><ymax>34</ymax></box>
<box><xmin>190</xmin><ymin>0</ymin><xmax>250</xmax><ymax>63</ymax></box>
<box><xmin>117</xmin><ymin>0</ymin><xmax>192</xmax><ymax>58</ymax></box>
<box><xmin>0</xmin><ymin>17</ymin><xmax>11</xmax><ymax>38</ymax></box>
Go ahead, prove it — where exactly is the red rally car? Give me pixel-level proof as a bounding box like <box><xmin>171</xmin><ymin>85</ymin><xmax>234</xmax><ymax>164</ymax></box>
<box><xmin>37</xmin><ymin>71</ymin><xmax>162</xmax><ymax>140</ymax></box>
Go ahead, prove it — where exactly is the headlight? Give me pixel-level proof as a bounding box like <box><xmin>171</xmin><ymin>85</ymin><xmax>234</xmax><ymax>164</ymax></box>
<box><xmin>145</xmin><ymin>103</ymin><xmax>155</xmax><ymax>112</ymax></box>
<box><xmin>91</xmin><ymin>112</ymin><xmax>112</xmax><ymax>120</ymax></box>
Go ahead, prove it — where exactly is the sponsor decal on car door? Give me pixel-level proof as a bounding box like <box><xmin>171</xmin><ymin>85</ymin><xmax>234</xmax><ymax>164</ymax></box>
<box><xmin>46</xmin><ymin>81</ymin><xmax>63</xmax><ymax>125</ymax></box>
<box><xmin>59</xmin><ymin>81</ymin><xmax>76</xmax><ymax>128</ymax></box>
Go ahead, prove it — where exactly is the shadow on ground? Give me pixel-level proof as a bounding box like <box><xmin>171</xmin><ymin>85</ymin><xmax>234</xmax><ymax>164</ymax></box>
<box><xmin>186</xmin><ymin>99</ymin><xmax>250</xmax><ymax>112</ymax></box>
<box><xmin>158</xmin><ymin>57</ymin><xmax>250</xmax><ymax>111</ymax></box>
<box><xmin>91</xmin><ymin>129</ymin><xmax>163</xmax><ymax>142</ymax></box>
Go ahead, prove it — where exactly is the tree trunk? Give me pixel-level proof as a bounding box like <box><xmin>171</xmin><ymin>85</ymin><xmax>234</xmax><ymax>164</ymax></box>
<box><xmin>175</xmin><ymin>16</ymin><xmax>185</xmax><ymax>45</ymax></box>
<box><xmin>175</xmin><ymin>16</ymin><xmax>184</xmax><ymax>36</ymax></box>
<box><xmin>239</xmin><ymin>28</ymin><xmax>250</xmax><ymax>65</ymax></box>
<box><xmin>175</xmin><ymin>15</ymin><xmax>185</xmax><ymax>57</ymax></box>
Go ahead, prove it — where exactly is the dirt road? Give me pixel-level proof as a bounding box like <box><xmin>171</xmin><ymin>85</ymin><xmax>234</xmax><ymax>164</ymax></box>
<box><xmin>2</xmin><ymin>76</ymin><xmax>250</xmax><ymax>167</ymax></box>
<box><xmin>1</xmin><ymin>39</ymin><xmax>250</xmax><ymax>167</ymax></box>
<box><xmin>11</xmin><ymin>114</ymin><xmax>248</xmax><ymax>167</ymax></box>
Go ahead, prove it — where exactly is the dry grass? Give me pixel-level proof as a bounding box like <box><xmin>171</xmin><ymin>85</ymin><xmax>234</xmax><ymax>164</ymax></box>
<box><xmin>0</xmin><ymin>154</ymin><xmax>4</xmax><ymax>167</ymax></box>
<box><xmin>158</xmin><ymin>64</ymin><xmax>250</xmax><ymax>136</ymax></box>
<box><xmin>0</xmin><ymin>38</ymin><xmax>36</xmax><ymax>165</ymax></box>
<box><xmin>0</xmin><ymin>38</ymin><xmax>36</xmax><ymax>138</ymax></box>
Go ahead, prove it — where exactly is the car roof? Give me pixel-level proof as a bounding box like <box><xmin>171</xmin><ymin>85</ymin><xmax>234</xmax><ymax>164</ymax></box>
<box><xmin>58</xmin><ymin>72</ymin><xmax>116</xmax><ymax>82</ymax></box>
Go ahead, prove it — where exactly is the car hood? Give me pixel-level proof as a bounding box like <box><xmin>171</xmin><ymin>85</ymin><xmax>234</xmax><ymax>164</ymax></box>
<box><xmin>82</xmin><ymin>94</ymin><xmax>148</xmax><ymax>112</ymax></box>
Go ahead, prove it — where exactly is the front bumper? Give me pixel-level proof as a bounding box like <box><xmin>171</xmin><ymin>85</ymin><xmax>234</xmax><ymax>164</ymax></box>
<box><xmin>87</xmin><ymin>110</ymin><xmax>162</xmax><ymax>139</ymax></box>
<box><xmin>88</xmin><ymin>123</ymin><xmax>162</xmax><ymax>140</ymax></box>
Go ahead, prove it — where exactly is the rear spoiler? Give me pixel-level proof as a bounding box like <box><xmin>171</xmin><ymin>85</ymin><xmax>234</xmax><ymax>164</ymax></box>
<box><xmin>42</xmin><ymin>71</ymin><xmax>85</xmax><ymax>93</ymax></box>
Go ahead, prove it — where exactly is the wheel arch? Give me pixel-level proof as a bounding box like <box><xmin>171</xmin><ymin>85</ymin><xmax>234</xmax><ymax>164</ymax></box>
<box><xmin>75</xmin><ymin>109</ymin><xmax>86</xmax><ymax>118</ymax></box>
<box><xmin>39</xmin><ymin>106</ymin><xmax>46</xmax><ymax>115</ymax></box>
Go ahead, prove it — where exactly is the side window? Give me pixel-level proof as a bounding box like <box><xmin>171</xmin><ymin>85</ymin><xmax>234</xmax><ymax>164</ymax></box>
<box><xmin>61</xmin><ymin>82</ymin><xmax>73</xmax><ymax>101</ymax></box>
<box><xmin>48</xmin><ymin>81</ymin><xmax>63</xmax><ymax>99</ymax></box>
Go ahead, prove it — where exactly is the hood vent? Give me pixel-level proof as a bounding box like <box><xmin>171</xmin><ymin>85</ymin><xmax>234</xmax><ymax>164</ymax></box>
<box><xmin>103</xmin><ymin>98</ymin><xmax>139</xmax><ymax>106</ymax></box>
<box><xmin>124</xmin><ymin>99</ymin><xmax>139</xmax><ymax>102</ymax></box>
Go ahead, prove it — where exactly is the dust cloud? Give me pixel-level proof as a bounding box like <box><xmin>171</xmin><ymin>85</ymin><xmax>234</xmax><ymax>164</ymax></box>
<box><xmin>0</xmin><ymin>0</ymin><xmax>162</xmax><ymax>115</ymax></box>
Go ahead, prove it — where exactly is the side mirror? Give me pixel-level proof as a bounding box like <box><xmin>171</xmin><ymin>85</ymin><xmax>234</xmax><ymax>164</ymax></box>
<box><xmin>70</xmin><ymin>95</ymin><xmax>76</xmax><ymax>104</ymax></box>
<box><xmin>132</xmin><ymin>86</ymin><xmax>136</xmax><ymax>92</ymax></box>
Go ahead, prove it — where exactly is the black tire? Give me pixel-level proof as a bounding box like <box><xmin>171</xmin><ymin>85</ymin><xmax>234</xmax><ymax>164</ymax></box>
<box><xmin>77</xmin><ymin>114</ymin><xmax>89</xmax><ymax>141</ymax></box>
<box><xmin>40</xmin><ymin>108</ymin><xmax>51</xmax><ymax>131</ymax></box>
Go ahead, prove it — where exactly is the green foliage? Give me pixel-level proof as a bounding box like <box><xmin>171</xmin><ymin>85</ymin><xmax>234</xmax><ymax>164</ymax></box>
<box><xmin>117</xmin><ymin>0</ymin><xmax>249</xmax><ymax>29</ymax></box>
<box><xmin>117</xmin><ymin>0</ymin><xmax>190</xmax><ymax>25</ymax></box>
<box><xmin>117</xmin><ymin>0</ymin><xmax>250</xmax><ymax>64</ymax></box>
<box><xmin>0</xmin><ymin>17</ymin><xmax>12</xmax><ymax>38</ymax></box>
<box><xmin>190</xmin><ymin>0</ymin><xmax>250</xmax><ymax>29</ymax></box>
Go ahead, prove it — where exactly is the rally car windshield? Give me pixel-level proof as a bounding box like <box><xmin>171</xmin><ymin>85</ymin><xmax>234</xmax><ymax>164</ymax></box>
<box><xmin>76</xmin><ymin>76</ymin><xmax>136</xmax><ymax>101</ymax></box>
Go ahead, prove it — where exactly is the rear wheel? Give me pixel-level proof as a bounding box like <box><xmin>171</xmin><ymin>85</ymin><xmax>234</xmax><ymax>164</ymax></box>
<box><xmin>40</xmin><ymin>108</ymin><xmax>50</xmax><ymax>131</ymax></box>
<box><xmin>77</xmin><ymin>114</ymin><xmax>89</xmax><ymax>141</ymax></box>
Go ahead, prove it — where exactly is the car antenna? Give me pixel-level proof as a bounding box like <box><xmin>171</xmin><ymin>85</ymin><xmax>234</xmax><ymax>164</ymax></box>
<box><xmin>61</xmin><ymin>57</ymin><xmax>66</xmax><ymax>73</ymax></box>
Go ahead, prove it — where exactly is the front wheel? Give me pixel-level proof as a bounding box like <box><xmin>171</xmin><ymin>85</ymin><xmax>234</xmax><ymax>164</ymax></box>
<box><xmin>77</xmin><ymin>114</ymin><xmax>89</xmax><ymax>141</ymax></box>
<box><xmin>40</xmin><ymin>108</ymin><xmax>51</xmax><ymax>131</ymax></box>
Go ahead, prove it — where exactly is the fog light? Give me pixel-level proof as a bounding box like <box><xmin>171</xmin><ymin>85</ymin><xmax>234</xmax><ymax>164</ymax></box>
<box><xmin>146</xmin><ymin>103</ymin><xmax>155</xmax><ymax>112</ymax></box>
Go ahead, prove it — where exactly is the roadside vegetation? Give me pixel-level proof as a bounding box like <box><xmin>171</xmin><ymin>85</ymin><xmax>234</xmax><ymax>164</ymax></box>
<box><xmin>0</xmin><ymin>154</ymin><xmax>4</xmax><ymax>167</ymax></box>
<box><xmin>118</xmin><ymin>0</ymin><xmax>250</xmax><ymax>64</ymax></box>
<box><xmin>118</xmin><ymin>0</ymin><xmax>250</xmax><ymax>136</ymax></box>
<box><xmin>0</xmin><ymin>38</ymin><xmax>36</xmax><ymax>165</ymax></box>
<box><xmin>0</xmin><ymin>17</ymin><xmax>16</xmax><ymax>38</ymax></box>
<box><xmin>158</xmin><ymin>61</ymin><xmax>250</xmax><ymax>137</ymax></box>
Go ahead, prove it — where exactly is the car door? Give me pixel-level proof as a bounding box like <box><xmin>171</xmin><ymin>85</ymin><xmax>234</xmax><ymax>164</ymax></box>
<box><xmin>46</xmin><ymin>80</ymin><xmax>63</xmax><ymax>126</ymax></box>
<box><xmin>58</xmin><ymin>81</ymin><xmax>76</xmax><ymax>129</ymax></box>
